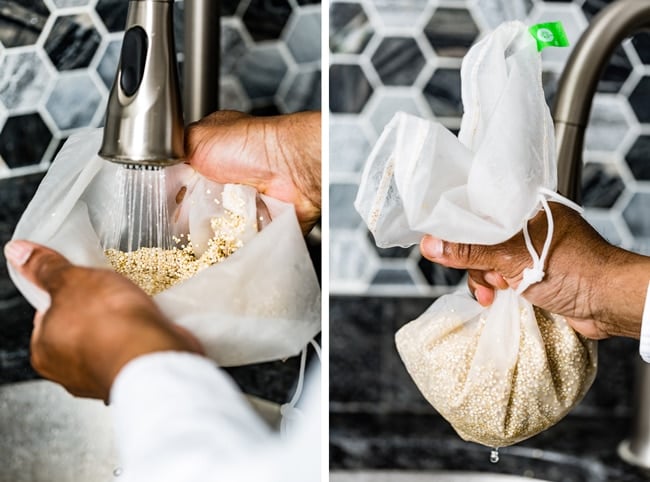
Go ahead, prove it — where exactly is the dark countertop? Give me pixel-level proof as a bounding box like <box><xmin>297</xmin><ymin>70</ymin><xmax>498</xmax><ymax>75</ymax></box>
<box><xmin>330</xmin><ymin>412</ymin><xmax>650</xmax><ymax>482</ymax></box>
<box><xmin>330</xmin><ymin>295</ymin><xmax>648</xmax><ymax>481</ymax></box>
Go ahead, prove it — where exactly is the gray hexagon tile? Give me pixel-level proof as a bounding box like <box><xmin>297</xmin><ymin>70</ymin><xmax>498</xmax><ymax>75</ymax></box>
<box><xmin>417</xmin><ymin>256</ymin><xmax>465</xmax><ymax>287</ymax></box>
<box><xmin>474</xmin><ymin>0</ymin><xmax>533</xmax><ymax>29</ymax></box>
<box><xmin>286</xmin><ymin>9</ymin><xmax>321</xmax><ymax>64</ymax></box>
<box><xmin>221</xmin><ymin>0</ymin><xmax>240</xmax><ymax>17</ymax></box>
<box><xmin>329</xmin><ymin>231</ymin><xmax>378</xmax><ymax>288</ymax></box>
<box><xmin>95</xmin><ymin>0</ymin><xmax>127</xmax><ymax>33</ymax></box>
<box><xmin>330</xmin><ymin>182</ymin><xmax>363</xmax><ymax>230</ymax></box>
<box><xmin>423</xmin><ymin>68</ymin><xmax>462</xmax><ymax>118</ymax></box>
<box><xmin>221</xmin><ymin>20</ymin><xmax>250</xmax><ymax>77</ymax></box>
<box><xmin>0</xmin><ymin>113</ymin><xmax>52</xmax><ymax>169</ymax></box>
<box><xmin>366</xmin><ymin>89</ymin><xmax>427</xmax><ymax>135</ymax></box>
<box><xmin>0</xmin><ymin>0</ymin><xmax>50</xmax><ymax>48</ymax></box>
<box><xmin>0</xmin><ymin>50</ymin><xmax>53</xmax><ymax>112</ymax></box>
<box><xmin>45</xmin><ymin>73</ymin><xmax>102</xmax><ymax>131</ymax></box>
<box><xmin>581</xmin><ymin>0</ymin><xmax>618</xmax><ymax>20</ymax></box>
<box><xmin>581</xmin><ymin>162</ymin><xmax>625</xmax><ymax>209</ymax></box>
<box><xmin>329</xmin><ymin>63</ymin><xmax>373</xmax><ymax>113</ymax></box>
<box><xmin>219</xmin><ymin>76</ymin><xmax>251</xmax><ymax>112</ymax></box>
<box><xmin>585</xmin><ymin>211</ymin><xmax>624</xmax><ymax>247</ymax></box>
<box><xmin>623</xmin><ymin>192</ymin><xmax>650</xmax><ymax>239</ymax></box>
<box><xmin>541</xmin><ymin>69</ymin><xmax>560</xmax><ymax>106</ymax></box>
<box><xmin>584</xmin><ymin>95</ymin><xmax>632</xmax><ymax>153</ymax></box>
<box><xmin>235</xmin><ymin>43</ymin><xmax>289</xmax><ymax>101</ymax></box>
<box><xmin>96</xmin><ymin>38</ymin><xmax>121</xmax><ymax>89</ymax></box>
<box><xmin>625</xmin><ymin>135</ymin><xmax>650</xmax><ymax>182</ymax></box>
<box><xmin>424</xmin><ymin>7</ymin><xmax>479</xmax><ymax>58</ymax></box>
<box><xmin>628</xmin><ymin>76</ymin><xmax>650</xmax><ymax>123</ymax></box>
<box><xmin>371</xmin><ymin>265</ymin><xmax>418</xmax><ymax>287</ymax></box>
<box><xmin>330</xmin><ymin>117</ymin><xmax>372</xmax><ymax>175</ymax></box>
<box><xmin>44</xmin><ymin>13</ymin><xmax>102</xmax><ymax>71</ymax></box>
<box><xmin>250</xmin><ymin>104</ymin><xmax>281</xmax><ymax>116</ymax></box>
<box><xmin>0</xmin><ymin>104</ymin><xmax>6</xmax><ymax>129</ymax></box>
<box><xmin>370</xmin><ymin>36</ymin><xmax>425</xmax><ymax>87</ymax></box>
<box><xmin>371</xmin><ymin>0</ymin><xmax>429</xmax><ymax>29</ymax></box>
<box><xmin>329</xmin><ymin>1</ymin><xmax>374</xmax><ymax>54</ymax></box>
<box><xmin>632</xmin><ymin>33</ymin><xmax>650</xmax><ymax>65</ymax></box>
<box><xmin>598</xmin><ymin>45</ymin><xmax>633</xmax><ymax>94</ymax></box>
<box><xmin>281</xmin><ymin>68</ymin><xmax>321</xmax><ymax>112</ymax></box>
<box><xmin>242</xmin><ymin>0</ymin><xmax>293</xmax><ymax>42</ymax></box>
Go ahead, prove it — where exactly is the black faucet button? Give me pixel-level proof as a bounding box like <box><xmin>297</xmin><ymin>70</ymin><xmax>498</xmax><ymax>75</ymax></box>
<box><xmin>120</xmin><ymin>26</ymin><xmax>148</xmax><ymax>97</ymax></box>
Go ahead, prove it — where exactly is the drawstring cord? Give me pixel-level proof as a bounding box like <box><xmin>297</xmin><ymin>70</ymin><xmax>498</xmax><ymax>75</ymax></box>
<box><xmin>280</xmin><ymin>339</ymin><xmax>321</xmax><ymax>439</ymax></box>
<box><xmin>515</xmin><ymin>188</ymin><xmax>583</xmax><ymax>295</ymax></box>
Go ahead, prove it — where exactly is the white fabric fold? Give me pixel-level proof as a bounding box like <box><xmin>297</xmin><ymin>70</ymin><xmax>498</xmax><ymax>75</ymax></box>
<box><xmin>356</xmin><ymin>20</ymin><xmax>598</xmax><ymax>447</ymax></box>
<box><xmin>110</xmin><ymin>352</ymin><xmax>320</xmax><ymax>482</ymax></box>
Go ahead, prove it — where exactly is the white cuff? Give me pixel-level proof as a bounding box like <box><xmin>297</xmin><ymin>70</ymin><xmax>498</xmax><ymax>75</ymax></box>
<box><xmin>640</xmin><ymin>281</ymin><xmax>650</xmax><ymax>362</ymax></box>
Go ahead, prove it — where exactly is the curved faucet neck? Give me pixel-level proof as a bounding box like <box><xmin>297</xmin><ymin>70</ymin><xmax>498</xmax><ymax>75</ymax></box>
<box><xmin>553</xmin><ymin>0</ymin><xmax>650</xmax><ymax>201</ymax></box>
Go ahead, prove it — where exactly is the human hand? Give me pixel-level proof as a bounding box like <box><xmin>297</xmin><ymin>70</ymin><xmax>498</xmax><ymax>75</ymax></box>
<box><xmin>4</xmin><ymin>240</ymin><xmax>203</xmax><ymax>401</ymax></box>
<box><xmin>185</xmin><ymin>110</ymin><xmax>321</xmax><ymax>235</ymax></box>
<box><xmin>420</xmin><ymin>203</ymin><xmax>650</xmax><ymax>339</ymax></box>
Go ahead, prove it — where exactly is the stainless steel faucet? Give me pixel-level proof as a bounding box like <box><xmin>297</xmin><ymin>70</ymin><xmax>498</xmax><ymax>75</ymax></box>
<box><xmin>100</xmin><ymin>0</ymin><xmax>185</xmax><ymax>168</ymax></box>
<box><xmin>184</xmin><ymin>0</ymin><xmax>220</xmax><ymax>123</ymax></box>
<box><xmin>552</xmin><ymin>0</ymin><xmax>650</xmax><ymax>468</ymax></box>
<box><xmin>553</xmin><ymin>0</ymin><xmax>650</xmax><ymax>201</ymax></box>
<box><xmin>98</xmin><ymin>0</ymin><xmax>220</xmax><ymax>166</ymax></box>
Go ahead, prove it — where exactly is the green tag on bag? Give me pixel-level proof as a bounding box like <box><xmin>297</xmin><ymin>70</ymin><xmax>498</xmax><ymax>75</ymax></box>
<box><xmin>529</xmin><ymin>22</ymin><xmax>570</xmax><ymax>51</ymax></box>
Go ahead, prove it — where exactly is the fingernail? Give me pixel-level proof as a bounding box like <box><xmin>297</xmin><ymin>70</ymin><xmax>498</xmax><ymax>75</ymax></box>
<box><xmin>474</xmin><ymin>288</ymin><xmax>488</xmax><ymax>307</ymax></box>
<box><xmin>4</xmin><ymin>240</ymin><xmax>33</xmax><ymax>266</ymax></box>
<box><xmin>422</xmin><ymin>236</ymin><xmax>444</xmax><ymax>259</ymax></box>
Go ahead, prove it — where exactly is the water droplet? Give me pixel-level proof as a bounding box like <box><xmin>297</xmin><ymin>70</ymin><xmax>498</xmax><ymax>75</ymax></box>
<box><xmin>113</xmin><ymin>466</ymin><xmax>123</xmax><ymax>477</ymax></box>
<box><xmin>490</xmin><ymin>447</ymin><xmax>499</xmax><ymax>464</ymax></box>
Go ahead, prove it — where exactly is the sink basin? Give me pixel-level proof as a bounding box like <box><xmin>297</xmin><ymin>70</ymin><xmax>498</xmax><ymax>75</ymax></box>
<box><xmin>0</xmin><ymin>378</ymin><xmax>282</xmax><ymax>482</ymax></box>
<box><xmin>330</xmin><ymin>471</ymin><xmax>551</xmax><ymax>482</ymax></box>
<box><xmin>0</xmin><ymin>380</ymin><xmax>117</xmax><ymax>482</ymax></box>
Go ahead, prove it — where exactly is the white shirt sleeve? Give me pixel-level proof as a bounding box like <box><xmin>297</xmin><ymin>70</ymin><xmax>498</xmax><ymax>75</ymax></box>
<box><xmin>109</xmin><ymin>352</ymin><xmax>320</xmax><ymax>482</ymax></box>
<box><xmin>640</xmin><ymin>281</ymin><xmax>650</xmax><ymax>362</ymax></box>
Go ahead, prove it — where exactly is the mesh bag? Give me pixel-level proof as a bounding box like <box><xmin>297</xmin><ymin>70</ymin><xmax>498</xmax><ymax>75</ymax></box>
<box><xmin>355</xmin><ymin>21</ymin><xmax>597</xmax><ymax>447</ymax></box>
<box><xmin>9</xmin><ymin>129</ymin><xmax>321</xmax><ymax>367</ymax></box>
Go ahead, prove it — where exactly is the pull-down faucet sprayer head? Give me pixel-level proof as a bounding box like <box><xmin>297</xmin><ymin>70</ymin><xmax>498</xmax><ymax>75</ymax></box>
<box><xmin>99</xmin><ymin>0</ymin><xmax>184</xmax><ymax>168</ymax></box>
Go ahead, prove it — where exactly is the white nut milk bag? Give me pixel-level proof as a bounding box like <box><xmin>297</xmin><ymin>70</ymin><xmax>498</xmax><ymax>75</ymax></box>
<box><xmin>8</xmin><ymin>129</ymin><xmax>321</xmax><ymax>368</ymax></box>
<box><xmin>355</xmin><ymin>21</ymin><xmax>597</xmax><ymax>447</ymax></box>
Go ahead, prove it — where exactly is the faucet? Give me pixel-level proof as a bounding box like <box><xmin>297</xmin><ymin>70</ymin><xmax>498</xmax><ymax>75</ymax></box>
<box><xmin>553</xmin><ymin>0</ymin><xmax>650</xmax><ymax>201</ymax></box>
<box><xmin>183</xmin><ymin>0</ymin><xmax>220</xmax><ymax>124</ymax></box>
<box><xmin>552</xmin><ymin>0</ymin><xmax>650</xmax><ymax>468</ymax></box>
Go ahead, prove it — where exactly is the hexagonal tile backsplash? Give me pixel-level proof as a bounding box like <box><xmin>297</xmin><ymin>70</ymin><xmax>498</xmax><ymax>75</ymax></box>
<box><xmin>330</xmin><ymin>0</ymin><xmax>650</xmax><ymax>295</ymax></box>
<box><xmin>0</xmin><ymin>0</ymin><xmax>321</xmax><ymax>176</ymax></box>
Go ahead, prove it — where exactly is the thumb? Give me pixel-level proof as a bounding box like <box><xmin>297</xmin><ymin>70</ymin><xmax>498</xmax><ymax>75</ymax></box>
<box><xmin>184</xmin><ymin>111</ymin><xmax>264</xmax><ymax>187</ymax></box>
<box><xmin>420</xmin><ymin>235</ymin><xmax>494</xmax><ymax>271</ymax></box>
<box><xmin>5</xmin><ymin>240</ymin><xmax>72</xmax><ymax>295</ymax></box>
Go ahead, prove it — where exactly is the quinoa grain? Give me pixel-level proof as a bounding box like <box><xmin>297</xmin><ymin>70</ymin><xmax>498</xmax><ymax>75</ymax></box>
<box><xmin>105</xmin><ymin>209</ymin><xmax>249</xmax><ymax>295</ymax></box>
